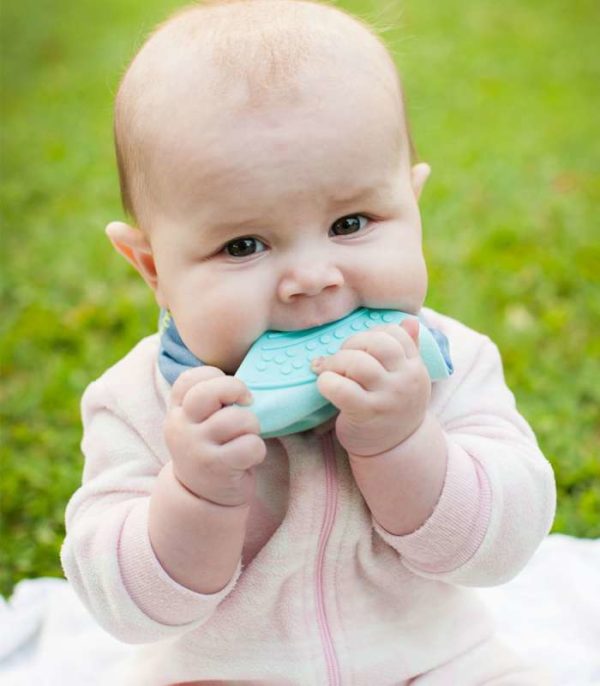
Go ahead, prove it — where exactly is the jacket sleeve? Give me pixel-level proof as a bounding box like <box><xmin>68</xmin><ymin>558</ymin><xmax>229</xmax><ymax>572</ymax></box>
<box><xmin>371</xmin><ymin>335</ymin><xmax>556</xmax><ymax>587</ymax></box>
<box><xmin>60</xmin><ymin>377</ymin><xmax>242</xmax><ymax>644</ymax></box>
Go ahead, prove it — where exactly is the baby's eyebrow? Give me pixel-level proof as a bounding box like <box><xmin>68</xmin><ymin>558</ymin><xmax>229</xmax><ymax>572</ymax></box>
<box><xmin>330</xmin><ymin>185</ymin><xmax>387</xmax><ymax>207</ymax></box>
<box><xmin>202</xmin><ymin>217</ymin><xmax>264</xmax><ymax>236</ymax></box>
<box><xmin>333</xmin><ymin>187</ymin><xmax>373</xmax><ymax>203</ymax></box>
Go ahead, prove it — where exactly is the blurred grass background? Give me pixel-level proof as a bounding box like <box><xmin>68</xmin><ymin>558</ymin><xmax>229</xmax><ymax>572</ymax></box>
<box><xmin>1</xmin><ymin>0</ymin><xmax>598</xmax><ymax>598</ymax></box>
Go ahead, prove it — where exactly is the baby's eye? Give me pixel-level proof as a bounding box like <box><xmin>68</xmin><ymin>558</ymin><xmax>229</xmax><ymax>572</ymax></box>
<box><xmin>223</xmin><ymin>236</ymin><xmax>267</xmax><ymax>258</ymax></box>
<box><xmin>330</xmin><ymin>214</ymin><xmax>369</xmax><ymax>236</ymax></box>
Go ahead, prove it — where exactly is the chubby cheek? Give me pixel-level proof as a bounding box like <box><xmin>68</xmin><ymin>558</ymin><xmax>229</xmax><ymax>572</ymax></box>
<box><xmin>171</xmin><ymin>279</ymin><xmax>269</xmax><ymax>373</ymax></box>
<box><xmin>201</xmin><ymin>321</ymin><xmax>255</xmax><ymax>373</ymax></box>
<box><xmin>362</xmin><ymin>250</ymin><xmax>428</xmax><ymax>313</ymax></box>
<box><xmin>397</xmin><ymin>255</ymin><xmax>428</xmax><ymax>310</ymax></box>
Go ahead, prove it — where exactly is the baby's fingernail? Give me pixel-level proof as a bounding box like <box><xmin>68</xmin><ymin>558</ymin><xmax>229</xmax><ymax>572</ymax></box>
<box><xmin>311</xmin><ymin>356</ymin><xmax>323</xmax><ymax>370</ymax></box>
<box><xmin>241</xmin><ymin>392</ymin><xmax>253</xmax><ymax>405</ymax></box>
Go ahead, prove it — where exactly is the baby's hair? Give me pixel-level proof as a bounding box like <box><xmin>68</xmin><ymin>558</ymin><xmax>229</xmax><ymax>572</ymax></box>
<box><xmin>113</xmin><ymin>0</ymin><xmax>417</xmax><ymax>230</ymax></box>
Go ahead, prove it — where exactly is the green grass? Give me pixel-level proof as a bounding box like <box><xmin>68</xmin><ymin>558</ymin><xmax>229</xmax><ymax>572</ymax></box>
<box><xmin>1</xmin><ymin>0</ymin><xmax>598</xmax><ymax>598</ymax></box>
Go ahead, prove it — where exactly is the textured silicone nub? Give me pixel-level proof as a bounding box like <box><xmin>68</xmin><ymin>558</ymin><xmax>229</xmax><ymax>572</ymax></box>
<box><xmin>234</xmin><ymin>307</ymin><xmax>450</xmax><ymax>438</ymax></box>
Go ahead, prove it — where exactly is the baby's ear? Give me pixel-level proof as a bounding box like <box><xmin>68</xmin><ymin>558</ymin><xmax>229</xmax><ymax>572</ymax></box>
<box><xmin>411</xmin><ymin>163</ymin><xmax>431</xmax><ymax>201</ymax></box>
<box><xmin>105</xmin><ymin>221</ymin><xmax>160</xmax><ymax>294</ymax></box>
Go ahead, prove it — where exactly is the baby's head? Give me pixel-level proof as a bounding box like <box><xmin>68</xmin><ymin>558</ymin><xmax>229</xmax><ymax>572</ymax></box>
<box><xmin>108</xmin><ymin>0</ymin><xmax>431</xmax><ymax>374</ymax></box>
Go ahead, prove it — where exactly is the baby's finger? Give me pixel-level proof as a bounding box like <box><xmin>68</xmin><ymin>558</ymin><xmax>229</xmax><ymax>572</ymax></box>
<box><xmin>338</xmin><ymin>329</ymin><xmax>406</xmax><ymax>372</ymax></box>
<box><xmin>202</xmin><ymin>405</ymin><xmax>261</xmax><ymax>445</ymax></box>
<box><xmin>182</xmin><ymin>375</ymin><xmax>253</xmax><ymax>423</ymax></box>
<box><xmin>316</xmin><ymin>370</ymin><xmax>367</xmax><ymax>415</ymax></box>
<box><xmin>171</xmin><ymin>366</ymin><xmax>225</xmax><ymax>407</ymax></box>
<box><xmin>400</xmin><ymin>318</ymin><xmax>420</xmax><ymax>349</ymax></box>
<box><xmin>218</xmin><ymin>432</ymin><xmax>267</xmax><ymax>471</ymax></box>
<box><xmin>312</xmin><ymin>349</ymin><xmax>385</xmax><ymax>391</ymax></box>
<box><xmin>374</xmin><ymin>321</ymin><xmax>420</xmax><ymax>360</ymax></box>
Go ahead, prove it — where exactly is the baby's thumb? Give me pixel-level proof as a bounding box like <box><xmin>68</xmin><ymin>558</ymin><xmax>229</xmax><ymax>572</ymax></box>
<box><xmin>400</xmin><ymin>318</ymin><xmax>420</xmax><ymax>345</ymax></box>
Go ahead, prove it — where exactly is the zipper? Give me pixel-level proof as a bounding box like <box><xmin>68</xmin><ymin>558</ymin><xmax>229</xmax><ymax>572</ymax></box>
<box><xmin>315</xmin><ymin>430</ymin><xmax>341</xmax><ymax>686</ymax></box>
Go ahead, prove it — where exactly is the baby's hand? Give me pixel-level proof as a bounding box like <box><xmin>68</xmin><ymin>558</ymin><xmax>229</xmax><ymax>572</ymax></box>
<box><xmin>164</xmin><ymin>366</ymin><xmax>267</xmax><ymax>507</ymax></box>
<box><xmin>311</xmin><ymin>320</ymin><xmax>431</xmax><ymax>457</ymax></box>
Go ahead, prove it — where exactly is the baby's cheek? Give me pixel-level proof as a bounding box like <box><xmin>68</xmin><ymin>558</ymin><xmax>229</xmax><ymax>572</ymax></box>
<box><xmin>216</xmin><ymin>303</ymin><xmax>269</xmax><ymax>372</ymax></box>
<box><xmin>362</xmin><ymin>265</ymin><xmax>424</xmax><ymax>308</ymax></box>
<box><xmin>387</xmin><ymin>256</ymin><xmax>427</xmax><ymax>306</ymax></box>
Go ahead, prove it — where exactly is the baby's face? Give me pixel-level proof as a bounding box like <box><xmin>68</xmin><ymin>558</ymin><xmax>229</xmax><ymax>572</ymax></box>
<box><xmin>145</xmin><ymin>70</ymin><xmax>429</xmax><ymax>374</ymax></box>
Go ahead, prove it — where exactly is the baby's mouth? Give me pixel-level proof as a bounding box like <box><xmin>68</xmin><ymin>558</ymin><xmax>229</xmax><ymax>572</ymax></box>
<box><xmin>275</xmin><ymin>299</ymin><xmax>360</xmax><ymax>333</ymax></box>
<box><xmin>276</xmin><ymin>308</ymin><xmax>356</xmax><ymax>332</ymax></box>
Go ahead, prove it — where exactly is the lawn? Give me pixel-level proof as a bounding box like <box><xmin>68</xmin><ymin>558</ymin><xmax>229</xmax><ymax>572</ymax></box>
<box><xmin>1</xmin><ymin>0</ymin><xmax>598</xmax><ymax>597</ymax></box>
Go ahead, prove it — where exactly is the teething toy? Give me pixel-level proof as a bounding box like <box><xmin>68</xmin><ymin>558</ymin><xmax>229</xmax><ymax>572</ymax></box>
<box><xmin>234</xmin><ymin>307</ymin><xmax>451</xmax><ymax>439</ymax></box>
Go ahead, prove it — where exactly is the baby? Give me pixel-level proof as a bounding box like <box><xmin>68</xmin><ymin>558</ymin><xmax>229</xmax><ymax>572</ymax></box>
<box><xmin>61</xmin><ymin>1</ymin><xmax>557</xmax><ymax>684</ymax></box>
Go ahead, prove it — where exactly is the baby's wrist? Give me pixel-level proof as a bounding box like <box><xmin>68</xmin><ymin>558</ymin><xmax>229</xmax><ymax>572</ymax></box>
<box><xmin>347</xmin><ymin>412</ymin><xmax>429</xmax><ymax>461</ymax></box>
<box><xmin>155</xmin><ymin>463</ymin><xmax>252</xmax><ymax>515</ymax></box>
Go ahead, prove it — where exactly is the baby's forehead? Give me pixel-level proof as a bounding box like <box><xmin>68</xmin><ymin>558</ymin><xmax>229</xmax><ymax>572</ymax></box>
<box><xmin>121</xmin><ymin>0</ymin><xmax>401</xmax><ymax>119</ymax></box>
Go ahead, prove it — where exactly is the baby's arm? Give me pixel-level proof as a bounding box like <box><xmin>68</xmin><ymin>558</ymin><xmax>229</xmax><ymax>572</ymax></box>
<box><xmin>312</xmin><ymin>319</ymin><xmax>447</xmax><ymax>535</ymax></box>
<box><xmin>148</xmin><ymin>462</ymin><xmax>250</xmax><ymax>596</ymax></box>
<box><xmin>61</xmin><ymin>363</ymin><xmax>263</xmax><ymax>643</ymax></box>
<box><xmin>367</xmin><ymin>333</ymin><xmax>555</xmax><ymax>586</ymax></box>
<box><xmin>150</xmin><ymin>365</ymin><xmax>265</xmax><ymax>594</ymax></box>
<box><xmin>314</xmin><ymin>319</ymin><xmax>556</xmax><ymax>587</ymax></box>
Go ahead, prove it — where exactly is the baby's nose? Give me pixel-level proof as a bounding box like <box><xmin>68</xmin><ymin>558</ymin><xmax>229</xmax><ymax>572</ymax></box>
<box><xmin>277</xmin><ymin>261</ymin><xmax>344</xmax><ymax>301</ymax></box>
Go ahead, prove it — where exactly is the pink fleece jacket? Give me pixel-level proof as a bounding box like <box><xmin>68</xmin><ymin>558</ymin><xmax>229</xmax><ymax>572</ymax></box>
<box><xmin>60</xmin><ymin>308</ymin><xmax>556</xmax><ymax>685</ymax></box>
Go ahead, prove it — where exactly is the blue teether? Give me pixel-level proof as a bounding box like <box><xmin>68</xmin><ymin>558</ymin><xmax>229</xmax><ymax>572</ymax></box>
<box><xmin>234</xmin><ymin>307</ymin><xmax>451</xmax><ymax>439</ymax></box>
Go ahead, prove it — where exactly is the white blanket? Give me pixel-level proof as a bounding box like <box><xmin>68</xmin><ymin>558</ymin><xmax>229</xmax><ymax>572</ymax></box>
<box><xmin>1</xmin><ymin>534</ymin><xmax>599</xmax><ymax>685</ymax></box>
